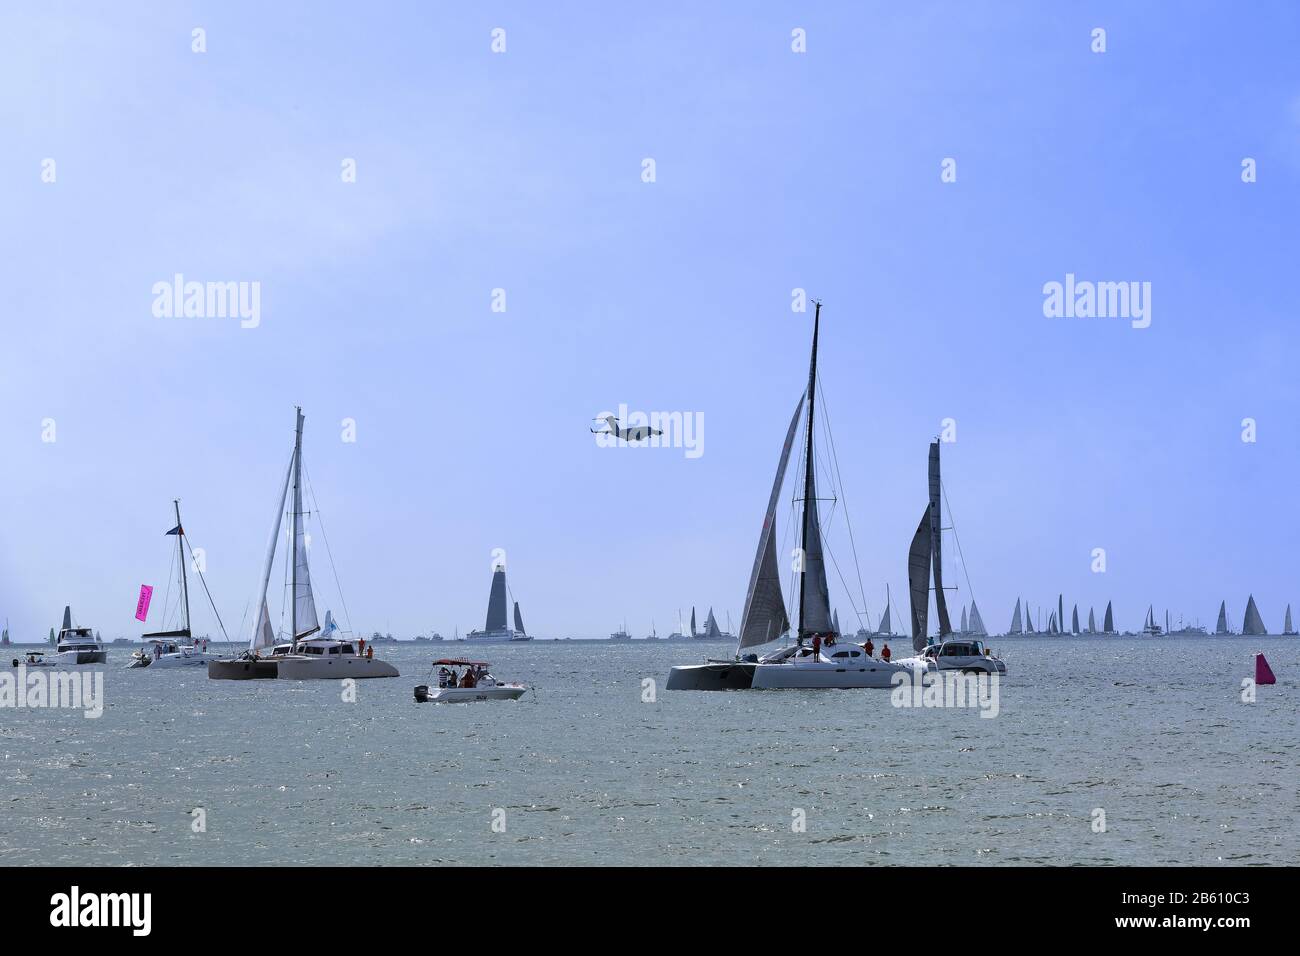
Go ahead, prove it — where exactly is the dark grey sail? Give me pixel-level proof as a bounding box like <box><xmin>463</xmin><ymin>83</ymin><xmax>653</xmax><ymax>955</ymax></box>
<box><xmin>485</xmin><ymin>567</ymin><xmax>508</xmax><ymax>632</ymax></box>
<box><xmin>1009</xmin><ymin>598</ymin><xmax>1022</xmax><ymax>635</ymax></box>
<box><xmin>1071</xmin><ymin>604</ymin><xmax>1080</xmax><ymax>634</ymax></box>
<box><xmin>1087</xmin><ymin>607</ymin><xmax>1096</xmax><ymax>634</ymax></box>
<box><xmin>1103</xmin><ymin>601</ymin><xmax>1114</xmax><ymax>633</ymax></box>
<box><xmin>1242</xmin><ymin>594</ymin><xmax>1267</xmax><ymax>635</ymax></box>
<box><xmin>61</xmin><ymin>605</ymin><xmax>72</xmax><ymax>632</ymax></box>
<box><xmin>1058</xmin><ymin>595</ymin><xmax>1064</xmax><ymax>636</ymax></box>
<box><xmin>513</xmin><ymin>601</ymin><xmax>526</xmax><ymax>636</ymax></box>
<box><xmin>928</xmin><ymin>442</ymin><xmax>951</xmax><ymax>638</ymax></box>
<box><xmin>1285</xmin><ymin>605</ymin><xmax>1295</xmax><ymax>635</ymax></box>
<box><xmin>1025</xmin><ymin>600</ymin><xmax>1035</xmax><ymax>633</ymax></box>
<box><xmin>737</xmin><ymin>394</ymin><xmax>804</xmax><ymax>650</ymax></box>
<box><xmin>1215</xmin><ymin>601</ymin><xmax>1229</xmax><ymax>635</ymax></box>
<box><xmin>969</xmin><ymin>601</ymin><xmax>987</xmax><ymax>637</ymax></box>
<box><xmin>907</xmin><ymin>508</ymin><xmax>932</xmax><ymax>652</ymax></box>
<box><xmin>796</xmin><ymin>305</ymin><xmax>833</xmax><ymax>640</ymax></box>
<box><xmin>878</xmin><ymin>601</ymin><xmax>892</xmax><ymax>636</ymax></box>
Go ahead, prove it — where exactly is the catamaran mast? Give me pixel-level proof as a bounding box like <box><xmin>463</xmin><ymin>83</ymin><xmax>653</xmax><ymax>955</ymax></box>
<box><xmin>797</xmin><ymin>301</ymin><xmax>821</xmax><ymax>643</ymax></box>
<box><xmin>291</xmin><ymin>407</ymin><xmax>303</xmax><ymax>646</ymax></box>
<box><xmin>174</xmin><ymin>499</ymin><xmax>191</xmax><ymax>636</ymax></box>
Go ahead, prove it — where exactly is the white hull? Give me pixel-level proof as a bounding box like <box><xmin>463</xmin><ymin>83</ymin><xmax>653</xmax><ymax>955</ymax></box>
<box><xmin>53</xmin><ymin>648</ymin><xmax>107</xmax><ymax>665</ymax></box>
<box><xmin>129</xmin><ymin>650</ymin><xmax>218</xmax><ymax>669</ymax></box>
<box><xmin>749</xmin><ymin>656</ymin><xmax>930</xmax><ymax>689</ymax></box>
<box><xmin>275</xmin><ymin>656</ymin><xmax>399</xmax><ymax>680</ymax></box>
<box><xmin>416</xmin><ymin>684</ymin><xmax>527</xmax><ymax>703</ymax></box>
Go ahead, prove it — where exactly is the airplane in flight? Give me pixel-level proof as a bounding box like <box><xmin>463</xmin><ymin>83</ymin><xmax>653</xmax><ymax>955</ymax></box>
<box><xmin>590</xmin><ymin>415</ymin><xmax>662</xmax><ymax>442</ymax></box>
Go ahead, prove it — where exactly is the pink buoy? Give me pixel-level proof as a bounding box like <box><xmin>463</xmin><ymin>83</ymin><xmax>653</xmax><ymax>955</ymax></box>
<box><xmin>1255</xmin><ymin>653</ymin><xmax>1276</xmax><ymax>686</ymax></box>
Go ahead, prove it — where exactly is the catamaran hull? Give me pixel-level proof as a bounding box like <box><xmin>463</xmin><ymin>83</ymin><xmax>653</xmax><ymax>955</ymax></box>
<box><xmin>275</xmin><ymin>658</ymin><xmax>399</xmax><ymax>680</ymax></box>
<box><xmin>130</xmin><ymin>652</ymin><xmax>218</xmax><ymax>669</ymax></box>
<box><xmin>53</xmin><ymin>650</ymin><xmax>107</xmax><ymax>665</ymax></box>
<box><xmin>208</xmin><ymin>658</ymin><xmax>279</xmax><ymax>680</ymax></box>
<box><xmin>749</xmin><ymin>659</ymin><xmax>927</xmax><ymax>689</ymax></box>
<box><xmin>665</xmin><ymin>661</ymin><xmax>757</xmax><ymax>690</ymax></box>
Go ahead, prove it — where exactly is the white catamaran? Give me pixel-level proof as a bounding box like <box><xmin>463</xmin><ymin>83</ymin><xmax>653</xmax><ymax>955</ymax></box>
<box><xmin>129</xmin><ymin>499</ymin><xmax>224</xmax><ymax>669</ymax></box>
<box><xmin>208</xmin><ymin>408</ymin><xmax>398</xmax><ymax>680</ymax></box>
<box><xmin>667</xmin><ymin>303</ymin><xmax>934</xmax><ymax>690</ymax></box>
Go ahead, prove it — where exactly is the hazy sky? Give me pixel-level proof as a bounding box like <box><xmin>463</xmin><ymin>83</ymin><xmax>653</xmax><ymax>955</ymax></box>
<box><xmin>2</xmin><ymin>2</ymin><xmax>1298</xmax><ymax>641</ymax></box>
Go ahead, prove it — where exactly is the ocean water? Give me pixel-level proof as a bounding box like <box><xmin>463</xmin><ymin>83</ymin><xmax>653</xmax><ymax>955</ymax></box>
<box><xmin>1</xmin><ymin>637</ymin><xmax>1295</xmax><ymax>866</ymax></box>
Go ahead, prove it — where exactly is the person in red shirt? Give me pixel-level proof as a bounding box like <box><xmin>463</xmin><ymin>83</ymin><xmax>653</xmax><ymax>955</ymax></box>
<box><xmin>881</xmin><ymin>643</ymin><xmax>891</xmax><ymax>662</ymax></box>
<box><xmin>864</xmin><ymin>638</ymin><xmax>874</xmax><ymax>658</ymax></box>
<box><xmin>811</xmin><ymin>634</ymin><xmax>821</xmax><ymax>657</ymax></box>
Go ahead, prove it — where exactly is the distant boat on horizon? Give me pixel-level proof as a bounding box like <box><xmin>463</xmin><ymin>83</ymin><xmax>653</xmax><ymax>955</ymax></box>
<box><xmin>466</xmin><ymin>563</ymin><xmax>533</xmax><ymax>642</ymax></box>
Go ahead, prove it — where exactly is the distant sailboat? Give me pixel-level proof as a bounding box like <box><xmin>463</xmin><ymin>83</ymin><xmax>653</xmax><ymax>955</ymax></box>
<box><xmin>1142</xmin><ymin>605</ymin><xmax>1162</xmax><ymax>636</ymax></box>
<box><xmin>514</xmin><ymin>601</ymin><xmax>527</xmax><ymax>638</ymax></box>
<box><xmin>690</xmin><ymin>606</ymin><xmax>698</xmax><ymax>638</ymax></box>
<box><xmin>1103</xmin><ymin>601</ymin><xmax>1114</xmax><ymax>634</ymax></box>
<box><xmin>968</xmin><ymin>601</ymin><xmax>987</xmax><ymax>637</ymax></box>
<box><xmin>877</xmin><ymin>593</ymin><xmax>893</xmax><ymax>636</ymax></box>
<box><xmin>1024</xmin><ymin>600</ymin><xmax>1035</xmax><ymax>634</ymax></box>
<box><xmin>1</xmin><ymin>620</ymin><xmax>8</xmax><ymax>647</ymax></box>
<box><xmin>1058</xmin><ymin>595</ymin><xmax>1064</xmax><ymax>635</ymax></box>
<box><xmin>1071</xmin><ymin>604</ymin><xmax>1080</xmax><ymax>635</ymax></box>
<box><xmin>960</xmin><ymin>606</ymin><xmax>968</xmax><ymax>634</ymax></box>
<box><xmin>1009</xmin><ymin>598</ymin><xmax>1023</xmax><ymax>635</ymax></box>
<box><xmin>467</xmin><ymin>563</ymin><xmax>533</xmax><ymax>642</ymax></box>
<box><xmin>1087</xmin><ymin>607</ymin><xmax>1096</xmax><ymax>634</ymax></box>
<box><xmin>1215</xmin><ymin>601</ymin><xmax>1230</xmax><ymax>635</ymax></box>
<box><xmin>1284</xmin><ymin>605</ymin><xmax>1296</xmax><ymax>636</ymax></box>
<box><xmin>1242</xmin><ymin>594</ymin><xmax>1267</xmax><ymax>636</ymax></box>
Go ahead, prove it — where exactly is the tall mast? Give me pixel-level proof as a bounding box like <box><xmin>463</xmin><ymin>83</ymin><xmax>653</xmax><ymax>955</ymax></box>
<box><xmin>174</xmin><ymin>498</ymin><xmax>191</xmax><ymax>636</ymax></box>
<box><xmin>797</xmin><ymin>301</ymin><xmax>821</xmax><ymax>642</ymax></box>
<box><xmin>291</xmin><ymin>407</ymin><xmax>304</xmax><ymax>645</ymax></box>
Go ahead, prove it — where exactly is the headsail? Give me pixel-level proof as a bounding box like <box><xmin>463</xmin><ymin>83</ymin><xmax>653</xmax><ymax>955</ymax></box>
<box><xmin>513</xmin><ymin>601</ymin><xmax>526</xmax><ymax>636</ymax></box>
<box><xmin>907</xmin><ymin>508</ymin><xmax>932</xmax><ymax>652</ymax></box>
<box><xmin>1242</xmin><ymin>594</ymin><xmax>1267</xmax><ymax>635</ymax></box>
<box><xmin>878</xmin><ymin>600</ymin><xmax>892</xmax><ymax>636</ymax></box>
<box><xmin>1009</xmin><ymin>598</ymin><xmax>1022</xmax><ymax>635</ymax></box>
<box><xmin>248</xmin><ymin>435</ymin><xmax>295</xmax><ymax>650</ymax></box>
<box><xmin>737</xmin><ymin>395</ymin><xmax>805</xmax><ymax>649</ymax></box>
<box><xmin>704</xmin><ymin>608</ymin><xmax>722</xmax><ymax>638</ymax></box>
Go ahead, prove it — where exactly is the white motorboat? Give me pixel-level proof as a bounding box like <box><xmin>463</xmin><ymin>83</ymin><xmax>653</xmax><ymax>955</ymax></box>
<box><xmin>414</xmin><ymin>659</ymin><xmax>527</xmax><ymax>702</ymax></box>
<box><xmin>209</xmin><ymin>408</ymin><xmax>398</xmax><ymax>681</ymax></box>
<box><xmin>131</xmin><ymin>499</ymin><xmax>225</xmax><ymax>670</ymax></box>
<box><xmin>52</xmin><ymin>606</ymin><xmax>107</xmax><ymax>664</ymax></box>
<box><xmin>10</xmin><ymin>650</ymin><xmax>57</xmax><ymax>668</ymax></box>
<box><xmin>916</xmin><ymin>639</ymin><xmax>1006</xmax><ymax>675</ymax></box>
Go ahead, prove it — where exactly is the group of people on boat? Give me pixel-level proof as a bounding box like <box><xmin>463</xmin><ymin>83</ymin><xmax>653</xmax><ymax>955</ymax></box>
<box><xmin>437</xmin><ymin>664</ymin><xmax>484</xmax><ymax>689</ymax></box>
<box><xmin>810</xmin><ymin>633</ymin><xmax>891</xmax><ymax>661</ymax></box>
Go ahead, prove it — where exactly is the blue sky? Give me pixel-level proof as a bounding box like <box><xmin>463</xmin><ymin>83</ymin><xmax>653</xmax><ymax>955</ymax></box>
<box><xmin>2</xmin><ymin>1</ymin><xmax>1298</xmax><ymax>640</ymax></box>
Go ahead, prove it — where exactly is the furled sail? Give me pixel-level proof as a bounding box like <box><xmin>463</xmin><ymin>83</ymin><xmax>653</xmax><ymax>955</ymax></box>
<box><xmin>290</xmin><ymin>409</ymin><xmax>319</xmax><ymax>640</ymax></box>
<box><xmin>1242</xmin><ymin>594</ymin><xmax>1267</xmax><ymax>635</ymax></box>
<box><xmin>485</xmin><ymin>567</ymin><xmax>508</xmax><ymax>631</ymax></box>
<box><xmin>969</xmin><ymin>601</ymin><xmax>987</xmax><ymax>636</ymax></box>
<box><xmin>1215</xmin><ymin>601</ymin><xmax>1228</xmax><ymax>635</ymax></box>
<box><xmin>737</xmin><ymin>394</ymin><xmax>804</xmax><ymax>650</ymax></box>
<box><xmin>513</xmin><ymin>601</ymin><xmax>526</xmax><ymax>636</ymax></box>
<box><xmin>907</xmin><ymin>508</ymin><xmax>932</xmax><ymax>652</ymax></box>
<box><xmin>1103</xmin><ymin>601</ymin><xmax>1114</xmax><ymax>633</ymax></box>
<box><xmin>928</xmin><ymin>443</ymin><xmax>951</xmax><ymax>637</ymax></box>
<box><xmin>1009</xmin><ymin>598</ymin><xmax>1022</xmax><ymax>635</ymax></box>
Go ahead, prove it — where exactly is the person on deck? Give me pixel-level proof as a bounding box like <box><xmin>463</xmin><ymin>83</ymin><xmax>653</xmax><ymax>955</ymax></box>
<box><xmin>811</xmin><ymin>634</ymin><xmax>821</xmax><ymax>658</ymax></box>
<box><xmin>881</xmin><ymin>643</ymin><xmax>891</xmax><ymax>662</ymax></box>
<box><xmin>864</xmin><ymin>638</ymin><xmax>874</xmax><ymax>658</ymax></box>
<box><xmin>366</xmin><ymin>645</ymin><xmax>374</xmax><ymax>660</ymax></box>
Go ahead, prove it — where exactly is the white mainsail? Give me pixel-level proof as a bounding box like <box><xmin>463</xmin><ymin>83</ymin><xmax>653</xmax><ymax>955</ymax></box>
<box><xmin>1009</xmin><ymin>598</ymin><xmax>1022</xmax><ymax>635</ymax></box>
<box><xmin>290</xmin><ymin>409</ymin><xmax>319</xmax><ymax>640</ymax></box>
<box><xmin>736</xmin><ymin>393</ymin><xmax>803</xmax><ymax>651</ymax></box>
<box><xmin>1285</xmin><ymin>604</ymin><xmax>1294</xmax><ymax>635</ymax></box>
<box><xmin>878</xmin><ymin>600</ymin><xmax>892</xmax><ymax>636</ymax></box>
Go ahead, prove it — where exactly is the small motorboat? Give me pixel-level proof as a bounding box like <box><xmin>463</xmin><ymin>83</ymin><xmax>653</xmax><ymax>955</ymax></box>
<box><xmin>128</xmin><ymin>638</ymin><xmax>219</xmax><ymax>669</ymax></box>
<box><xmin>414</xmin><ymin>659</ymin><xmax>527</xmax><ymax>703</ymax></box>
<box><xmin>917</xmin><ymin>639</ymin><xmax>1007</xmax><ymax>675</ymax></box>
<box><xmin>11</xmin><ymin>650</ymin><xmax>57</xmax><ymax>668</ymax></box>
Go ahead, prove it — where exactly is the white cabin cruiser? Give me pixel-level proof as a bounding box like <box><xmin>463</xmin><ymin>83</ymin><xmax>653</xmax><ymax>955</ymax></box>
<box><xmin>52</xmin><ymin>606</ymin><xmax>107</xmax><ymax>664</ymax></box>
<box><xmin>129</xmin><ymin>638</ymin><xmax>217</xmax><ymax>669</ymax></box>
<box><xmin>413</xmin><ymin>659</ymin><xmax>527</xmax><ymax>702</ymax></box>
<box><xmin>209</xmin><ymin>408</ymin><xmax>398</xmax><ymax>681</ymax></box>
<box><xmin>917</xmin><ymin>639</ymin><xmax>1006</xmax><ymax>675</ymax></box>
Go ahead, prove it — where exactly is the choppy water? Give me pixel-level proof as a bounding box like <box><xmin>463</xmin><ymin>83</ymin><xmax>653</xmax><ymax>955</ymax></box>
<box><xmin>1</xmin><ymin>638</ymin><xmax>1296</xmax><ymax>866</ymax></box>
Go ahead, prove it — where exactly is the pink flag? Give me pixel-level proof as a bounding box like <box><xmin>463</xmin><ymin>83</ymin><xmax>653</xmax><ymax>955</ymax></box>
<box><xmin>1255</xmin><ymin>653</ymin><xmax>1276</xmax><ymax>686</ymax></box>
<box><xmin>135</xmin><ymin>584</ymin><xmax>154</xmax><ymax>622</ymax></box>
